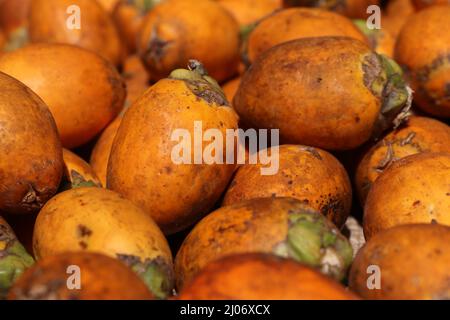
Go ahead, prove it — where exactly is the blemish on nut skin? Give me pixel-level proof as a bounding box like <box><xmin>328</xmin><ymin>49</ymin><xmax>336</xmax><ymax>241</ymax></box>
<box><xmin>375</xmin><ymin>142</ymin><xmax>394</xmax><ymax>172</ymax></box>
<box><xmin>79</xmin><ymin>241</ymin><xmax>88</xmax><ymax>249</ymax></box>
<box><xmin>77</xmin><ymin>224</ymin><xmax>92</xmax><ymax>238</ymax></box>
<box><xmin>400</xmin><ymin>132</ymin><xmax>416</xmax><ymax>146</ymax></box>
<box><xmin>299</xmin><ymin>146</ymin><xmax>322</xmax><ymax>160</ymax></box>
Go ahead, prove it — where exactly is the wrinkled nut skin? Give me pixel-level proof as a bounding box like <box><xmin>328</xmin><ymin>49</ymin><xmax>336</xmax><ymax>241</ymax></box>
<box><xmin>356</xmin><ymin>117</ymin><xmax>450</xmax><ymax>205</ymax></box>
<box><xmin>364</xmin><ymin>152</ymin><xmax>450</xmax><ymax>240</ymax></box>
<box><xmin>62</xmin><ymin>149</ymin><xmax>102</xmax><ymax>189</ymax></box>
<box><xmin>175</xmin><ymin>197</ymin><xmax>351</xmax><ymax>289</ymax></box>
<box><xmin>179</xmin><ymin>253</ymin><xmax>359</xmax><ymax>300</ymax></box>
<box><xmin>217</xmin><ymin>0</ymin><xmax>281</xmax><ymax>27</ymax></box>
<box><xmin>90</xmin><ymin>117</ymin><xmax>122</xmax><ymax>188</ymax></box>
<box><xmin>412</xmin><ymin>0</ymin><xmax>450</xmax><ymax>10</ymax></box>
<box><xmin>350</xmin><ymin>224</ymin><xmax>450</xmax><ymax>300</ymax></box>
<box><xmin>223</xmin><ymin>145</ymin><xmax>352</xmax><ymax>228</ymax></box>
<box><xmin>234</xmin><ymin>37</ymin><xmax>384</xmax><ymax>150</ymax></box>
<box><xmin>33</xmin><ymin>187</ymin><xmax>174</xmax><ymax>298</ymax></box>
<box><xmin>29</xmin><ymin>0</ymin><xmax>123</xmax><ymax>65</ymax></box>
<box><xmin>138</xmin><ymin>0</ymin><xmax>240</xmax><ymax>82</ymax></box>
<box><xmin>0</xmin><ymin>72</ymin><xmax>63</xmax><ymax>215</ymax></box>
<box><xmin>395</xmin><ymin>5</ymin><xmax>450</xmax><ymax>117</ymax></box>
<box><xmin>283</xmin><ymin>0</ymin><xmax>380</xmax><ymax>19</ymax></box>
<box><xmin>8</xmin><ymin>252</ymin><xmax>154</xmax><ymax>300</ymax></box>
<box><xmin>0</xmin><ymin>0</ymin><xmax>30</xmax><ymax>36</ymax></box>
<box><xmin>107</xmin><ymin>78</ymin><xmax>238</xmax><ymax>235</ymax></box>
<box><xmin>0</xmin><ymin>44</ymin><xmax>126</xmax><ymax>149</ymax></box>
<box><xmin>246</xmin><ymin>8</ymin><xmax>368</xmax><ymax>64</ymax></box>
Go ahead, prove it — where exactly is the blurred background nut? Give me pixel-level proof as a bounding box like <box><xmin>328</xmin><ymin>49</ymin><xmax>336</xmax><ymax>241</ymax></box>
<box><xmin>175</xmin><ymin>197</ymin><xmax>353</xmax><ymax>289</ymax></box>
<box><xmin>8</xmin><ymin>252</ymin><xmax>154</xmax><ymax>300</ymax></box>
<box><xmin>0</xmin><ymin>43</ymin><xmax>126</xmax><ymax>149</ymax></box>
<box><xmin>350</xmin><ymin>224</ymin><xmax>450</xmax><ymax>300</ymax></box>
<box><xmin>179</xmin><ymin>253</ymin><xmax>359</xmax><ymax>300</ymax></box>
<box><xmin>29</xmin><ymin>0</ymin><xmax>123</xmax><ymax>65</ymax></box>
<box><xmin>0</xmin><ymin>72</ymin><xmax>63</xmax><ymax>214</ymax></box>
<box><xmin>364</xmin><ymin>152</ymin><xmax>450</xmax><ymax>239</ymax></box>
<box><xmin>138</xmin><ymin>0</ymin><xmax>240</xmax><ymax>82</ymax></box>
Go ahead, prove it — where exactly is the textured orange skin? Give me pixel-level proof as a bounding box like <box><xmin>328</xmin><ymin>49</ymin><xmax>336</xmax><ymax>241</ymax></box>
<box><xmin>395</xmin><ymin>5</ymin><xmax>450</xmax><ymax>117</ymax></box>
<box><xmin>223</xmin><ymin>145</ymin><xmax>352</xmax><ymax>228</ymax></box>
<box><xmin>222</xmin><ymin>77</ymin><xmax>241</xmax><ymax>105</ymax></box>
<box><xmin>0</xmin><ymin>44</ymin><xmax>126</xmax><ymax>149</ymax></box>
<box><xmin>382</xmin><ymin>0</ymin><xmax>416</xmax><ymax>38</ymax></box>
<box><xmin>9</xmin><ymin>252</ymin><xmax>154</xmax><ymax>300</ymax></box>
<box><xmin>364</xmin><ymin>152</ymin><xmax>450</xmax><ymax>240</ymax></box>
<box><xmin>217</xmin><ymin>0</ymin><xmax>281</xmax><ymax>27</ymax></box>
<box><xmin>234</xmin><ymin>37</ymin><xmax>381</xmax><ymax>150</ymax></box>
<box><xmin>107</xmin><ymin>79</ymin><xmax>239</xmax><ymax>235</ymax></box>
<box><xmin>175</xmin><ymin>197</ymin><xmax>343</xmax><ymax>289</ymax></box>
<box><xmin>356</xmin><ymin>117</ymin><xmax>450</xmax><ymax>205</ymax></box>
<box><xmin>112</xmin><ymin>1</ymin><xmax>147</xmax><ymax>54</ymax></box>
<box><xmin>90</xmin><ymin>55</ymin><xmax>149</xmax><ymax>185</ymax></box>
<box><xmin>412</xmin><ymin>0</ymin><xmax>449</xmax><ymax>9</ymax></box>
<box><xmin>33</xmin><ymin>188</ymin><xmax>173</xmax><ymax>273</ymax></box>
<box><xmin>247</xmin><ymin>8</ymin><xmax>368</xmax><ymax>64</ymax></box>
<box><xmin>29</xmin><ymin>0</ymin><xmax>123</xmax><ymax>65</ymax></box>
<box><xmin>138</xmin><ymin>0</ymin><xmax>240</xmax><ymax>82</ymax></box>
<box><xmin>0</xmin><ymin>72</ymin><xmax>63</xmax><ymax>215</ymax></box>
<box><xmin>283</xmin><ymin>0</ymin><xmax>380</xmax><ymax>19</ymax></box>
<box><xmin>62</xmin><ymin>149</ymin><xmax>102</xmax><ymax>188</ymax></box>
<box><xmin>90</xmin><ymin>56</ymin><xmax>151</xmax><ymax>185</ymax></box>
<box><xmin>90</xmin><ymin>117</ymin><xmax>122</xmax><ymax>188</ymax></box>
<box><xmin>0</xmin><ymin>0</ymin><xmax>30</xmax><ymax>35</ymax></box>
<box><xmin>350</xmin><ymin>224</ymin><xmax>450</xmax><ymax>300</ymax></box>
<box><xmin>179</xmin><ymin>253</ymin><xmax>358</xmax><ymax>300</ymax></box>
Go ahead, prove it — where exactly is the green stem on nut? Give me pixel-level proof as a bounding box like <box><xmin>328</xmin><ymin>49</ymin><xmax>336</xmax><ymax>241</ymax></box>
<box><xmin>129</xmin><ymin>0</ymin><xmax>161</xmax><ymax>14</ymax></box>
<box><xmin>117</xmin><ymin>254</ymin><xmax>173</xmax><ymax>299</ymax></box>
<box><xmin>274</xmin><ymin>210</ymin><xmax>353</xmax><ymax>281</ymax></box>
<box><xmin>169</xmin><ymin>60</ymin><xmax>229</xmax><ymax>106</ymax></box>
<box><xmin>0</xmin><ymin>236</ymin><xmax>35</xmax><ymax>299</ymax></box>
<box><xmin>3</xmin><ymin>26</ymin><xmax>29</xmax><ymax>52</ymax></box>
<box><xmin>364</xmin><ymin>53</ymin><xmax>412</xmax><ymax>139</ymax></box>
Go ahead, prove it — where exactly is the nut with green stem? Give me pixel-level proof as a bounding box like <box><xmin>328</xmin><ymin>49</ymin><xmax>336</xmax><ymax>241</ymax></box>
<box><xmin>170</xmin><ymin>60</ymin><xmax>229</xmax><ymax>106</ymax></box>
<box><xmin>363</xmin><ymin>53</ymin><xmax>413</xmax><ymax>139</ymax></box>
<box><xmin>0</xmin><ymin>216</ymin><xmax>35</xmax><ymax>299</ymax></box>
<box><xmin>274</xmin><ymin>208</ymin><xmax>353</xmax><ymax>281</ymax></box>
